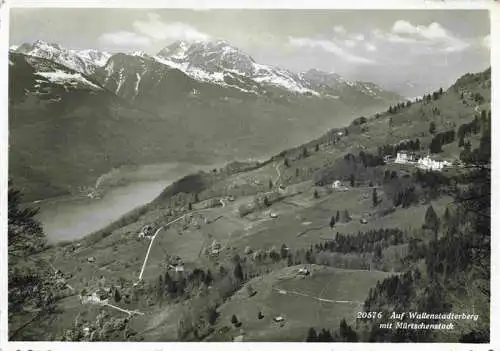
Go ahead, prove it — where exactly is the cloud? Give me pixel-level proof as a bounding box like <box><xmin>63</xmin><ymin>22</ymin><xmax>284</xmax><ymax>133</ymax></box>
<box><xmin>98</xmin><ymin>31</ymin><xmax>152</xmax><ymax>48</ymax></box>
<box><xmin>133</xmin><ymin>13</ymin><xmax>211</xmax><ymax>42</ymax></box>
<box><xmin>333</xmin><ymin>25</ymin><xmax>346</xmax><ymax>35</ymax></box>
<box><xmin>288</xmin><ymin>36</ymin><xmax>375</xmax><ymax>64</ymax></box>
<box><xmin>365</xmin><ymin>43</ymin><xmax>377</xmax><ymax>52</ymax></box>
<box><xmin>353</xmin><ymin>34</ymin><xmax>365</xmax><ymax>41</ymax></box>
<box><xmin>375</xmin><ymin>20</ymin><xmax>469</xmax><ymax>53</ymax></box>
<box><xmin>344</xmin><ymin>40</ymin><xmax>356</xmax><ymax>48</ymax></box>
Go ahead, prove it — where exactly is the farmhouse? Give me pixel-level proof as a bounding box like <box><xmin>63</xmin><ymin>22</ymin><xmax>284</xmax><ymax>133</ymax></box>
<box><xmin>273</xmin><ymin>316</ymin><xmax>285</xmax><ymax>323</ymax></box>
<box><xmin>173</xmin><ymin>265</ymin><xmax>185</xmax><ymax>273</ymax></box>
<box><xmin>80</xmin><ymin>292</ymin><xmax>105</xmax><ymax>305</ymax></box>
<box><xmin>395</xmin><ymin>150</ymin><xmax>418</xmax><ymax>164</ymax></box>
<box><xmin>210</xmin><ymin>240</ymin><xmax>221</xmax><ymax>256</ymax></box>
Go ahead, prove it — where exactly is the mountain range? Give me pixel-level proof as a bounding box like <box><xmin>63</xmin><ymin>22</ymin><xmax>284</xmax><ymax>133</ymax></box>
<box><xmin>9</xmin><ymin>40</ymin><xmax>403</xmax><ymax>201</ymax></box>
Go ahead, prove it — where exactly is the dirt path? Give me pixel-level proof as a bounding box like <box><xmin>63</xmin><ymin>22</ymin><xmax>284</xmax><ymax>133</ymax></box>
<box><xmin>273</xmin><ymin>288</ymin><xmax>363</xmax><ymax>306</ymax></box>
<box><xmin>103</xmin><ymin>302</ymin><xmax>144</xmax><ymax>317</ymax></box>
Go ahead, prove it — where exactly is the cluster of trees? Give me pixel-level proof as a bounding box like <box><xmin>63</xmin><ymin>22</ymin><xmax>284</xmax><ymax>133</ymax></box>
<box><xmin>378</xmin><ymin>138</ymin><xmax>421</xmax><ymax>158</ymax></box>
<box><xmin>387</xmin><ymin>100</ymin><xmax>412</xmax><ymax>114</ymax></box>
<box><xmin>387</xmin><ymin>167</ymin><xmax>452</xmax><ymax>208</ymax></box>
<box><xmin>351</xmin><ymin>116</ymin><xmax>368</xmax><ymax>126</ymax></box>
<box><xmin>429</xmin><ymin>129</ymin><xmax>455</xmax><ymax>153</ymax></box>
<box><xmin>460</xmin><ymin>113</ymin><xmax>491</xmax><ymax>165</ymax></box>
<box><xmin>174</xmin><ymin>257</ymin><xmax>252</xmax><ymax>340</ymax></box>
<box><xmin>8</xmin><ymin>183</ymin><xmax>70</xmax><ymax>340</ymax></box>
<box><xmin>457</xmin><ymin>115</ymin><xmax>482</xmax><ymax>147</ymax></box>
<box><xmin>245</xmin><ymin>227</ymin><xmax>409</xmax><ymax>274</ymax></box>
<box><xmin>339</xmin><ymin>117</ymin><xmax>491</xmax><ymax>342</ymax></box>
<box><xmin>422</xmin><ymin>87</ymin><xmax>445</xmax><ymax>102</ymax></box>
<box><xmin>358</xmin><ymin>151</ymin><xmax>385</xmax><ymax>168</ymax></box>
<box><xmin>305</xmin><ymin>319</ymin><xmax>358</xmax><ymax>342</ymax></box>
<box><xmin>62</xmin><ymin>312</ymin><xmax>141</xmax><ymax>341</ymax></box>
<box><xmin>329</xmin><ymin>209</ymin><xmax>351</xmax><ymax>228</ymax></box>
<box><xmin>322</xmin><ymin>229</ymin><xmax>406</xmax><ymax>255</ymax></box>
<box><xmin>383</xmin><ymin>173</ymin><xmax>420</xmax><ymax>208</ymax></box>
<box><xmin>343</xmin><ymin>151</ymin><xmax>384</xmax><ymax>168</ymax></box>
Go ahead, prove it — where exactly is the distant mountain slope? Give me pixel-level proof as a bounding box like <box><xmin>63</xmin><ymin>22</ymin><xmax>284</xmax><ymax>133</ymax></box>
<box><xmin>9</xmin><ymin>41</ymin><xmax>402</xmax><ymax>201</ymax></box>
<box><xmin>95</xmin><ymin>49</ymin><xmax>401</xmax><ymax>161</ymax></box>
<box><xmin>8</xmin><ymin>53</ymin><xmax>196</xmax><ymax>200</ymax></box>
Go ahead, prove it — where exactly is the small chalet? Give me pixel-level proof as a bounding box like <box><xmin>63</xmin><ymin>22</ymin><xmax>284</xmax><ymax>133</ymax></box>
<box><xmin>332</xmin><ymin>180</ymin><xmax>342</xmax><ymax>189</ymax></box>
<box><xmin>298</xmin><ymin>267</ymin><xmax>310</xmax><ymax>276</ymax></box>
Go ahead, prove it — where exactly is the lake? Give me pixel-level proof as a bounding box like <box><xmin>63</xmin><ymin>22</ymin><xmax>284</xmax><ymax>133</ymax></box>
<box><xmin>35</xmin><ymin>162</ymin><xmax>215</xmax><ymax>243</ymax></box>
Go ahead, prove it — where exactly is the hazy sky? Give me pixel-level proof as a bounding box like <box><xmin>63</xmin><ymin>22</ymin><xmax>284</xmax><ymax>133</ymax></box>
<box><xmin>10</xmin><ymin>9</ymin><xmax>491</xmax><ymax>95</ymax></box>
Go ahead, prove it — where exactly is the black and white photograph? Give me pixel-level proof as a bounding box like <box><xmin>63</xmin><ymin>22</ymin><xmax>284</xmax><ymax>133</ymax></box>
<box><xmin>4</xmin><ymin>3</ymin><xmax>494</xmax><ymax>346</ymax></box>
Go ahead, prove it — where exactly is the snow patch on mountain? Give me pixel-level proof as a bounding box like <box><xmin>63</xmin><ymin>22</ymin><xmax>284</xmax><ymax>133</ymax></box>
<box><xmin>77</xmin><ymin>49</ymin><xmax>111</xmax><ymax>67</ymax></box>
<box><xmin>35</xmin><ymin>70</ymin><xmax>103</xmax><ymax>90</ymax></box>
<box><xmin>253</xmin><ymin>63</ymin><xmax>318</xmax><ymax>95</ymax></box>
<box><xmin>115</xmin><ymin>68</ymin><xmax>126</xmax><ymax>94</ymax></box>
<box><xmin>134</xmin><ymin>73</ymin><xmax>141</xmax><ymax>95</ymax></box>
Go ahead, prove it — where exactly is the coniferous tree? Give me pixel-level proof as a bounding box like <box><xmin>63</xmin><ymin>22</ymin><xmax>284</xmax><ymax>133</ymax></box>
<box><xmin>231</xmin><ymin>314</ymin><xmax>239</xmax><ymax>326</ymax></box>
<box><xmin>8</xmin><ymin>183</ymin><xmax>67</xmax><ymax>340</ymax></box>
<box><xmin>372</xmin><ymin>188</ymin><xmax>378</xmax><ymax>207</ymax></box>
<box><xmin>302</xmin><ymin>147</ymin><xmax>309</xmax><ymax>158</ymax></box>
<box><xmin>280</xmin><ymin>244</ymin><xmax>288</xmax><ymax>259</ymax></box>
<box><xmin>233</xmin><ymin>262</ymin><xmax>244</xmax><ymax>282</ymax></box>
<box><xmin>343</xmin><ymin>209</ymin><xmax>351</xmax><ymax>223</ymax></box>
<box><xmin>329</xmin><ymin>216</ymin><xmax>336</xmax><ymax>229</ymax></box>
<box><xmin>429</xmin><ymin>121</ymin><xmax>436</xmax><ymax>134</ymax></box>
<box><xmin>424</xmin><ymin>205</ymin><xmax>440</xmax><ymax>234</ymax></box>
<box><xmin>318</xmin><ymin>328</ymin><xmax>334</xmax><ymax>341</ymax></box>
<box><xmin>263</xmin><ymin>196</ymin><xmax>270</xmax><ymax>207</ymax></box>
<box><xmin>204</xmin><ymin>269</ymin><xmax>213</xmax><ymax>286</ymax></box>
<box><xmin>306</xmin><ymin>327</ymin><xmax>318</xmax><ymax>342</ymax></box>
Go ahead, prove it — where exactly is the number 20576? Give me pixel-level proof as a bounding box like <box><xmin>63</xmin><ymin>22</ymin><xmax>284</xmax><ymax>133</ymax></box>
<box><xmin>356</xmin><ymin>312</ymin><xmax>383</xmax><ymax>319</ymax></box>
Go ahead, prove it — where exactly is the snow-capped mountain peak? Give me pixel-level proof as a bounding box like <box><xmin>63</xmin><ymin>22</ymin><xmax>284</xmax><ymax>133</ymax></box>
<box><xmin>131</xmin><ymin>50</ymin><xmax>150</xmax><ymax>58</ymax></box>
<box><xmin>14</xmin><ymin>39</ymin><xmax>401</xmax><ymax>101</ymax></box>
<box><xmin>153</xmin><ymin>40</ymin><xmax>321</xmax><ymax>95</ymax></box>
<box><xmin>14</xmin><ymin>40</ymin><xmax>111</xmax><ymax>75</ymax></box>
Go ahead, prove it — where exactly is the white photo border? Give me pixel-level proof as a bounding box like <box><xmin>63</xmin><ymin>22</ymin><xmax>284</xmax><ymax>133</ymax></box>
<box><xmin>0</xmin><ymin>1</ymin><xmax>498</xmax><ymax>350</ymax></box>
